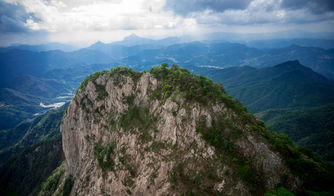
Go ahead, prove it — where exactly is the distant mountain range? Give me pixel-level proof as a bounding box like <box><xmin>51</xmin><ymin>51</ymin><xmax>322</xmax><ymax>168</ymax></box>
<box><xmin>1</xmin><ymin>36</ymin><xmax>333</xmax><ymax>134</ymax></box>
<box><xmin>204</xmin><ymin>60</ymin><xmax>334</xmax><ymax>113</ymax></box>
<box><xmin>0</xmin><ymin>42</ymin><xmax>78</xmax><ymax>53</ymax></box>
<box><xmin>243</xmin><ymin>39</ymin><xmax>334</xmax><ymax>49</ymax></box>
<box><xmin>1</xmin><ymin>35</ymin><xmax>334</xmax><ymax>82</ymax></box>
<box><xmin>0</xmin><ymin>74</ymin><xmax>72</xmax><ymax>130</ymax></box>
<box><xmin>200</xmin><ymin>61</ymin><xmax>334</xmax><ymax>161</ymax></box>
<box><xmin>110</xmin><ymin>34</ymin><xmax>182</xmax><ymax>46</ymax></box>
<box><xmin>1</xmin><ymin>35</ymin><xmax>334</xmax><ymax>164</ymax></box>
<box><xmin>1</xmin><ymin>34</ymin><xmax>334</xmax><ymax>195</ymax></box>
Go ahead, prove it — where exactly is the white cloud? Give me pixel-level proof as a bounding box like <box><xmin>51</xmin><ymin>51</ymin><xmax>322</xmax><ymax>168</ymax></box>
<box><xmin>192</xmin><ymin>0</ymin><xmax>334</xmax><ymax>25</ymax></box>
<box><xmin>182</xmin><ymin>0</ymin><xmax>334</xmax><ymax>35</ymax></box>
<box><xmin>2</xmin><ymin>0</ymin><xmax>334</xmax><ymax>45</ymax></box>
<box><xmin>5</xmin><ymin>0</ymin><xmax>194</xmax><ymax>34</ymax></box>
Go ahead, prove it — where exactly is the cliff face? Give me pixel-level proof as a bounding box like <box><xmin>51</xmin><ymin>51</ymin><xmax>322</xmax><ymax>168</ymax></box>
<box><xmin>61</xmin><ymin>66</ymin><xmax>301</xmax><ymax>195</ymax></box>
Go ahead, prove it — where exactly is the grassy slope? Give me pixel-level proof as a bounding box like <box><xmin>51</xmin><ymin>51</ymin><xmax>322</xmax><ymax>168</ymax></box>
<box><xmin>0</xmin><ymin>104</ymin><xmax>66</xmax><ymax>164</ymax></box>
<box><xmin>205</xmin><ymin>60</ymin><xmax>334</xmax><ymax>113</ymax></box>
<box><xmin>0</xmin><ymin>136</ymin><xmax>64</xmax><ymax>196</ymax></box>
<box><xmin>257</xmin><ymin>104</ymin><xmax>334</xmax><ymax>161</ymax></box>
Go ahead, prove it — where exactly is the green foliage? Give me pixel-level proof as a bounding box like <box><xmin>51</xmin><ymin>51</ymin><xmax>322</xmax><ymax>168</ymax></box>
<box><xmin>78</xmin><ymin>70</ymin><xmax>109</xmax><ymax>91</ymax></box>
<box><xmin>94</xmin><ymin>82</ymin><xmax>108</xmax><ymax>100</ymax></box>
<box><xmin>168</xmin><ymin>163</ymin><xmax>184</xmax><ymax>186</ymax></box>
<box><xmin>149</xmin><ymin>171</ymin><xmax>158</xmax><ymax>184</ymax></box>
<box><xmin>62</xmin><ymin>175</ymin><xmax>74</xmax><ymax>196</ymax></box>
<box><xmin>208</xmin><ymin>61</ymin><xmax>334</xmax><ymax>113</ymax></box>
<box><xmin>118</xmin><ymin>151</ymin><xmax>138</xmax><ymax>179</ymax></box>
<box><xmin>38</xmin><ymin>165</ymin><xmax>65</xmax><ymax>196</ymax></box>
<box><xmin>119</xmin><ymin>149</ymin><xmax>137</xmax><ymax>187</ymax></box>
<box><xmin>0</xmin><ymin>105</ymin><xmax>31</xmax><ymax>130</ymax></box>
<box><xmin>149</xmin><ymin>64</ymin><xmax>253</xmax><ymax>115</ymax></box>
<box><xmin>119</xmin><ymin>105</ymin><xmax>157</xmax><ymax>142</ymax></box>
<box><xmin>195</xmin><ymin>114</ymin><xmax>263</xmax><ymax>192</ymax></box>
<box><xmin>78</xmin><ymin>71</ymin><xmax>108</xmax><ymax>101</ymax></box>
<box><xmin>258</xmin><ymin>104</ymin><xmax>334</xmax><ymax>161</ymax></box>
<box><xmin>237</xmin><ymin>165</ymin><xmax>255</xmax><ymax>184</ymax></box>
<box><xmin>186</xmin><ymin>191</ymin><xmax>197</xmax><ymax>196</ymax></box>
<box><xmin>0</xmin><ymin>105</ymin><xmax>66</xmax><ymax>164</ymax></box>
<box><xmin>123</xmin><ymin>94</ymin><xmax>135</xmax><ymax>105</ymax></box>
<box><xmin>259</xmin><ymin>129</ymin><xmax>334</xmax><ymax>192</ymax></box>
<box><xmin>110</xmin><ymin>66</ymin><xmax>142</xmax><ymax>79</ymax></box>
<box><xmin>0</xmin><ymin>121</ymin><xmax>30</xmax><ymax>150</ymax></box>
<box><xmin>302</xmin><ymin>190</ymin><xmax>334</xmax><ymax>196</ymax></box>
<box><xmin>0</xmin><ymin>136</ymin><xmax>64</xmax><ymax>196</ymax></box>
<box><xmin>264</xmin><ymin>187</ymin><xmax>295</xmax><ymax>196</ymax></box>
<box><xmin>149</xmin><ymin>64</ymin><xmax>225</xmax><ymax>104</ymax></box>
<box><xmin>78</xmin><ymin>66</ymin><xmax>142</xmax><ymax>92</ymax></box>
<box><xmin>248</xmin><ymin>122</ymin><xmax>334</xmax><ymax>193</ymax></box>
<box><xmin>122</xmin><ymin>176</ymin><xmax>135</xmax><ymax>187</ymax></box>
<box><xmin>79</xmin><ymin>95</ymin><xmax>93</xmax><ymax>112</ymax></box>
<box><xmin>196</xmin><ymin>115</ymin><xmax>235</xmax><ymax>153</ymax></box>
<box><xmin>94</xmin><ymin>143</ymin><xmax>114</xmax><ymax>172</ymax></box>
<box><xmin>167</xmin><ymin>159</ymin><xmax>222</xmax><ymax>195</ymax></box>
<box><xmin>74</xmin><ymin>64</ymin><xmax>334</xmax><ymax>194</ymax></box>
<box><xmin>222</xmin><ymin>95</ymin><xmax>248</xmax><ymax>113</ymax></box>
<box><xmin>161</xmin><ymin>62</ymin><xmax>169</xmax><ymax>69</ymax></box>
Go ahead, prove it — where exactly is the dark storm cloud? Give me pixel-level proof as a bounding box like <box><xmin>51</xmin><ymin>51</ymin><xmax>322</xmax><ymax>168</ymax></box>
<box><xmin>281</xmin><ymin>0</ymin><xmax>334</xmax><ymax>14</ymax></box>
<box><xmin>164</xmin><ymin>0</ymin><xmax>251</xmax><ymax>16</ymax></box>
<box><xmin>0</xmin><ymin>0</ymin><xmax>35</xmax><ymax>33</ymax></box>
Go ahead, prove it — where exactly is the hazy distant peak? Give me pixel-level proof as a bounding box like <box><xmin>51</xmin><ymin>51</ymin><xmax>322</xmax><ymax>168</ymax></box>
<box><xmin>273</xmin><ymin>60</ymin><xmax>304</xmax><ymax>70</ymax></box>
<box><xmin>91</xmin><ymin>41</ymin><xmax>105</xmax><ymax>47</ymax></box>
<box><xmin>121</xmin><ymin>34</ymin><xmax>153</xmax><ymax>43</ymax></box>
<box><xmin>123</xmin><ymin>33</ymin><xmax>142</xmax><ymax>40</ymax></box>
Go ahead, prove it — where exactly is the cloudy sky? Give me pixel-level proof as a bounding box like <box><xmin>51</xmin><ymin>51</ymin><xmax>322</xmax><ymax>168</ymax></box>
<box><xmin>0</xmin><ymin>0</ymin><xmax>333</xmax><ymax>46</ymax></box>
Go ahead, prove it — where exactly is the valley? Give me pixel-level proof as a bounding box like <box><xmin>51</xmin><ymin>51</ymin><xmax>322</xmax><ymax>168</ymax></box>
<box><xmin>0</xmin><ymin>36</ymin><xmax>334</xmax><ymax>195</ymax></box>
<box><xmin>1</xmin><ymin>0</ymin><xmax>334</xmax><ymax>195</ymax></box>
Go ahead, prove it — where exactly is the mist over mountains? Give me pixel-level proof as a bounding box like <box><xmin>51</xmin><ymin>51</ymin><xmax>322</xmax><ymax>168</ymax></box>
<box><xmin>1</xmin><ymin>34</ymin><xmax>334</xmax><ymax>195</ymax></box>
<box><xmin>1</xmin><ymin>0</ymin><xmax>334</xmax><ymax>194</ymax></box>
<box><xmin>1</xmin><ymin>35</ymin><xmax>334</xmax><ymax>81</ymax></box>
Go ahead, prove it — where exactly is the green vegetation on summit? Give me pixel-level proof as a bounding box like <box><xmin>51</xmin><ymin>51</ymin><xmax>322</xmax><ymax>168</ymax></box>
<box><xmin>63</xmin><ymin>64</ymin><xmax>334</xmax><ymax>195</ymax></box>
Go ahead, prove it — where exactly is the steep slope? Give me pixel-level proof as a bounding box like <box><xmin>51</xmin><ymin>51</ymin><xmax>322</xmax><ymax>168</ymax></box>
<box><xmin>202</xmin><ymin>61</ymin><xmax>334</xmax><ymax>163</ymax></box>
<box><xmin>257</xmin><ymin>104</ymin><xmax>334</xmax><ymax>161</ymax></box>
<box><xmin>0</xmin><ymin>105</ymin><xmax>66</xmax><ymax>164</ymax></box>
<box><xmin>60</xmin><ymin>65</ymin><xmax>333</xmax><ymax>195</ymax></box>
<box><xmin>0</xmin><ymin>136</ymin><xmax>64</xmax><ymax>196</ymax></box>
<box><xmin>207</xmin><ymin>60</ymin><xmax>334</xmax><ymax>113</ymax></box>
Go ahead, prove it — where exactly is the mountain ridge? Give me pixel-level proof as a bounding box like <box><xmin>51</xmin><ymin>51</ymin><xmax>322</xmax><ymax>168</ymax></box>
<box><xmin>206</xmin><ymin>60</ymin><xmax>334</xmax><ymax>112</ymax></box>
<box><xmin>54</xmin><ymin>65</ymin><xmax>334</xmax><ymax>195</ymax></box>
<box><xmin>256</xmin><ymin>104</ymin><xmax>334</xmax><ymax>161</ymax></box>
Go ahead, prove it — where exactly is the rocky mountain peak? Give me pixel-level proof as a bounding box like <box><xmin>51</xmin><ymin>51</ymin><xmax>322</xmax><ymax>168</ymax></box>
<box><xmin>60</xmin><ymin>64</ymin><xmax>316</xmax><ymax>195</ymax></box>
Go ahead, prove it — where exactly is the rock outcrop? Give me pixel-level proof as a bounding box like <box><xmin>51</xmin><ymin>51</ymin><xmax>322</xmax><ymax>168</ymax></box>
<box><xmin>61</xmin><ymin>65</ymin><xmax>303</xmax><ymax>195</ymax></box>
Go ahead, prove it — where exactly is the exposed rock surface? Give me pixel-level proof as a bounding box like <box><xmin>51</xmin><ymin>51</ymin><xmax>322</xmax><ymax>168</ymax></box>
<box><xmin>61</xmin><ymin>66</ymin><xmax>301</xmax><ymax>195</ymax></box>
